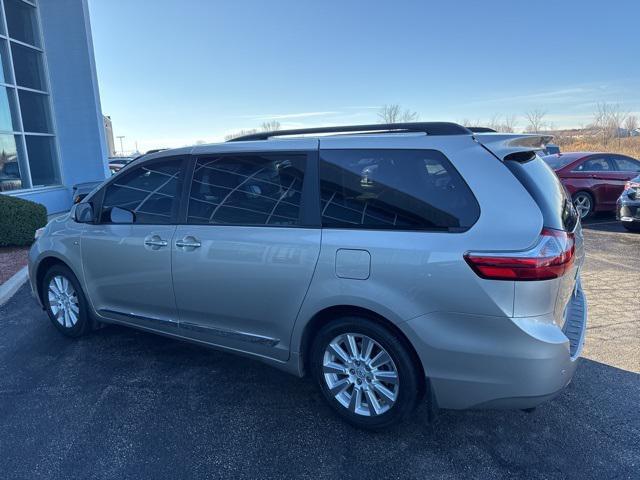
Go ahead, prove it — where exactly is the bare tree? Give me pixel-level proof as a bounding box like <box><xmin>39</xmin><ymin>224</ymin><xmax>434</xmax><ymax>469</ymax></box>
<box><xmin>624</xmin><ymin>115</ymin><xmax>638</xmax><ymax>136</ymax></box>
<box><xmin>593</xmin><ymin>102</ymin><xmax>628</xmax><ymax>145</ymax></box>
<box><xmin>224</xmin><ymin>120</ymin><xmax>282</xmax><ymax>141</ymax></box>
<box><xmin>224</xmin><ymin>128</ymin><xmax>258</xmax><ymax>141</ymax></box>
<box><xmin>485</xmin><ymin>114</ymin><xmax>518</xmax><ymax>133</ymax></box>
<box><xmin>502</xmin><ymin>115</ymin><xmax>518</xmax><ymax>133</ymax></box>
<box><xmin>261</xmin><ymin>120</ymin><xmax>281</xmax><ymax>132</ymax></box>
<box><xmin>378</xmin><ymin>104</ymin><xmax>419</xmax><ymax>123</ymax></box>
<box><xmin>459</xmin><ymin>118</ymin><xmax>482</xmax><ymax>128</ymax></box>
<box><xmin>608</xmin><ymin>104</ymin><xmax>628</xmax><ymax>146</ymax></box>
<box><xmin>524</xmin><ymin>109</ymin><xmax>547</xmax><ymax>133</ymax></box>
<box><xmin>487</xmin><ymin>114</ymin><xmax>502</xmax><ymax>132</ymax></box>
<box><xmin>593</xmin><ymin>102</ymin><xmax>611</xmax><ymax>144</ymax></box>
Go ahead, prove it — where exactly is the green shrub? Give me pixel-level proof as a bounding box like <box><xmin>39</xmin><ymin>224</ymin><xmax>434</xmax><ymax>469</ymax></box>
<box><xmin>0</xmin><ymin>194</ymin><xmax>48</xmax><ymax>247</ymax></box>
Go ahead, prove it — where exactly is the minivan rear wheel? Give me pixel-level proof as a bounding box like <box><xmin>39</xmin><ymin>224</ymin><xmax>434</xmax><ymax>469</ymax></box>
<box><xmin>42</xmin><ymin>264</ymin><xmax>91</xmax><ymax>338</ymax></box>
<box><xmin>310</xmin><ymin>316</ymin><xmax>423</xmax><ymax>429</ymax></box>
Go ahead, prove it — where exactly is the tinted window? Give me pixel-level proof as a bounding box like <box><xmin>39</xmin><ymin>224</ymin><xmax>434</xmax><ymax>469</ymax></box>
<box><xmin>11</xmin><ymin>42</ymin><xmax>45</xmax><ymax>91</ymax></box>
<box><xmin>574</xmin><ymin>157</ymin><xmax>611</xmax><ymax>172</ymax></box>
<box><xmin>505</xmin><ymin>156</ymin><xmax>578</xmax><ymax>232</ymax></box>
<box><xmin>5</xmin><ymin>0</ymin><xmax>41</xmax><ymax>47</ymax></box>
<box><xmin>613</xmin><ymin>156</ymin><xmax>640</xmax><ymax>172</ymax></box>
<box><xmin>25</xmin><ymin>135</ymin><xmax>58</xmax><ymax>187</ymax></box>
<box><xmin>319</xmin><ymin>149</ymin><xmax>479</xmax><ymax>231</ymax></box>
<box><xmin>541</xmin><ymin>154</ymin><xmax>576</xmax><ymax>170</ymax></box>
<box><xmin>187</xmin><ymin>154</ymin><xmax>306</xmax><ymax>226</ymax></box>
<box><xmin>101</xmin><ymin>159</ymin><xmax>183</xmax><ymax>224</ymax></box>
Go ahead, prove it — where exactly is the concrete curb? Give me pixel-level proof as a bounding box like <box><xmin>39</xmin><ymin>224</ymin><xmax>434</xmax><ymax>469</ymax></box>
<box><xmin>0</xmin><ymin>266</ymin><xmax>28</xmax><ymax>306</ymax></box>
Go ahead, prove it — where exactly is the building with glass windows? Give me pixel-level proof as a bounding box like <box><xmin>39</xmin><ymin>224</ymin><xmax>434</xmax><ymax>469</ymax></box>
<box><xmin>0</xmin><ymin>0</ymin><xmax>108</xmax><ymax>214</ymax></box>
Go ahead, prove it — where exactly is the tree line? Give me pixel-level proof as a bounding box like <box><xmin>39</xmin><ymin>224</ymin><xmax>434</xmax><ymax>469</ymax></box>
<box><xmin>225</xmin><ymin>103</ymin><xmax>639</xmax><ymax>145</ymax></box>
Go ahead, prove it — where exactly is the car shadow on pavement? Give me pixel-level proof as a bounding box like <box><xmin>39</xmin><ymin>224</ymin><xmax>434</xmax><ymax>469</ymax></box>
<box><xmin>1</xmin><ymin>288</ymin><xmax>638</xmax><ymax>480</ymax></box>
<box><xmin>581</xmin><ymin>213</ymin><xmax>628</xmax><ymax>233</ymax></box>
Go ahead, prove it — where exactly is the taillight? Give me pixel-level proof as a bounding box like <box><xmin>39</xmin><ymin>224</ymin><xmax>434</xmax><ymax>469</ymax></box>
<box><xmin>464</xmin><ymin>228</ymin><xmax>575</xmax><ymax>281</ymax></box>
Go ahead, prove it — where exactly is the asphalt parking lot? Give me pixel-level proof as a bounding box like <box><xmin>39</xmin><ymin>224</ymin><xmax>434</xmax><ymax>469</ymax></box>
<box><xmin>1</xmin><ymin>215</ymin><xmax>638</xmax><ymax>480</ymax></box>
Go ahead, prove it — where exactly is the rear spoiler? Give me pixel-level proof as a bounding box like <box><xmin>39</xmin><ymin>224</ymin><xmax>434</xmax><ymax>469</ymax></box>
<box><xmin>474</xmin><ymin>133</ymin><xmax>554</xmax><ymax>161</ymax></box>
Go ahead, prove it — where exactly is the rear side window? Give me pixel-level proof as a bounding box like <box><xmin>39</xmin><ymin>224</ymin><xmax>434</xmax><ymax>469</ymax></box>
<box><xmin>101</xmin><ymin>158</ymin><xmax>183</xmax><ymax>224</ymax></box>
<box><xmin>505</xmin><ymin>155</ymin><xmax>578</xmax><ymax>232</ymax></box>
<box><xmin>541</xmin><ymin>154</ymin><xmax>576</xmax><ymax>170</ymax></box>
<box><xmin>319</xmin><ymin>149</ymin><xmax>479</xmax><ymax>231</ymax></box>
<box><xmin>573</xmin><ymin>157</ymin><xmax>611</xmax><ymax>172</ymax></box>
<box><xmin>613</xmin><ymin>156</ymin><xmax>640</xmax><ymax>172</ymax></box>
<box><xmin>187</xmin><ymin>154</ymin><xmax>306</xmax><ymax>226</ymax></box>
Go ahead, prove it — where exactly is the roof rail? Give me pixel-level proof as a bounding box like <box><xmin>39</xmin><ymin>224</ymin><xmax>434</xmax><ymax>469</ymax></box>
<box><xmin>466</xmin><ymin>127</ymin><xmax>497</xmax><ymax>133</ymax></box>
<box><xmin>226</xmin><ymin>122</ymin><xmax>472</xmax><ymax>142</ymax></box>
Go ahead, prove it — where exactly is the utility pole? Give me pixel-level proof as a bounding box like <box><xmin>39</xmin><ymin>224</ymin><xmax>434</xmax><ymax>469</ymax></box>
<box><xmin>116</xmin><ymin>136</ymin><xmax>125</xmax><ymax>156</ymax></box>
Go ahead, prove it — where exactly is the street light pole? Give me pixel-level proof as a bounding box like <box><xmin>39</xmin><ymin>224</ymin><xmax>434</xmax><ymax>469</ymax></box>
<box><xmin>116</xmin><ymin>136</ymin><xmax>125</xmax><ymax>156</ymax></box>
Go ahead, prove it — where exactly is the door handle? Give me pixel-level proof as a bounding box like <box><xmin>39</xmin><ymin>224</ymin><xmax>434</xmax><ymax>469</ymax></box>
<box><xmin>176</xmin><ymin>236</ymin><xmax>201</xmax><ymax>249</ymax></box>
<box><xmin>144</xmin><ymin>235</ymin><xmax>168</xmax><ymax>248</ymax></box>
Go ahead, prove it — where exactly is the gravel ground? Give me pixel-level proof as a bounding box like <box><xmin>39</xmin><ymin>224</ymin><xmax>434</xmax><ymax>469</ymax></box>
<box><xmin>580</xmin><ymin>215</ymin><xmax>640</xmax><ymax>373</ymax></box>
<box><xmin>0</xmin><ymin>247</ymin><xmax>29</xmax><ymax>284</ymax></box>
<box><xmin>0</xmin><ymin>217</ymin><xmax>638</xmax><ymax>480</ymax></box>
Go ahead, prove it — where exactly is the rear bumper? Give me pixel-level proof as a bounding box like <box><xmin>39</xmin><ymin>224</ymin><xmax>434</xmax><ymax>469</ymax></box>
<box><xmin>401</xmin><ymin>285</ymin><xmax>587</xmax><ymax>410</ymax></box>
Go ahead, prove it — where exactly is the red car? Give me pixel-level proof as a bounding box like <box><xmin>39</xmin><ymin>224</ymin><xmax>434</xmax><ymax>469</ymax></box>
<box><xmin>542</xmin><ymin>152</ymin><xmax>640</xmax><ymax>219</ymax></box>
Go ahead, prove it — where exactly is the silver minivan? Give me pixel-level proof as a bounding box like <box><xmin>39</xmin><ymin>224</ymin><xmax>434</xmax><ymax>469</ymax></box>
<box><xmin>29</xmin><ymin>123</ymin><xmax>587</xmax><ymax>429</ymax></box>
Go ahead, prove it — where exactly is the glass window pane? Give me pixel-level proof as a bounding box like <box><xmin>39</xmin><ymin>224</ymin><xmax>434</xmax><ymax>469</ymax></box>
<box><xmin>5</xmin><ymin>0</ymin><xmax>41</xmax><ymax>47</ymax></box>
<box><xmin>319</xmin><ymin>149</ymin><xmax>480</xmax><ymax>231</ymax></box>
<box><xmin>0</xmin><ymin>87</ymin><xmax>19</xmax><ymax>132</ymax></box>
<box><xmin>18</xmin><ymin>89</ymin><xmax>51</xmax><ymax>133</ymax></box>
<box><xmin>11</xmin><ymin>42</ymin><xmax>45</xmax><ymax>90</ymax></box>
<box><xmin>575</xmin><ymin>157</ymin><xmax>610</xmax><ymax>172</ymax></box>
<box><xmin>0</xmin><ymin>134</ymin><xmax>25</xmax><ymax>191</ymax></box>
<box><xmin>187</xmin><ymin>154</ymin><xmax>306</xmax><ymax>226</ymax></box>
<box><xmin>25</xmin><ymin>134</ymin><xmax>59</xmax><ymax>187</ymax></box>
<box><xmin>613</xmin><ymin>156</ymin><xmax>640</xmax><ymax>172</ymax></box>
<box><xmin>102</xmin><ymin>159</ymin><xmax>183</xmax><ymax>224</ymax></box>
<box><xmin>0</xmin><ymin>40</ymin><xmax>14</xmax><ymax>83</ymax></box>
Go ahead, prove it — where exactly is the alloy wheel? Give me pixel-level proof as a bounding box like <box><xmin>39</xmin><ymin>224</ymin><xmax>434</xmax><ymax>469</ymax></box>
<box><xmin>322</xmin><ymin>333</ymin><xmax>399</xmax><ymax>416</ymax></box>
<box><xmin>573</xmin><ymin>193</ymin><xmax>592</xmax><ymax>219</ymax></box>
<box><xmin>47</xmin><ymin>275</ymin><xmax>80</xmax><ymax>328</ymax></box>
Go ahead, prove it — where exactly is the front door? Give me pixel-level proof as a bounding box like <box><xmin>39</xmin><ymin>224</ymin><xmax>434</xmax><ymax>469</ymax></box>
<box><xmin>82</xmin><ymin>157</ymin><xmax>185</xmax><ymax>332</ymax></box>
<box><xmin>171</xmin><ymin>151</ymin><xmax>321</xmax><ymax>361</ymax></box>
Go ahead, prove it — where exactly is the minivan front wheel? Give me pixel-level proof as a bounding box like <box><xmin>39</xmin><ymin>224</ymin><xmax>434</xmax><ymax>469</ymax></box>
<box><xmin>42</xmin><ymin>264</ymin><xmax>91</xmax><ymax>338</ymax></box>
<box><xmin>311</xmin><ymin>317</ymin><xmax>423</xmax><ymax>429</ymax></box>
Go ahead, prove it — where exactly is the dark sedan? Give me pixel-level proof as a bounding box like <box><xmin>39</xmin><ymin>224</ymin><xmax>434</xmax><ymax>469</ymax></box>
<box><xmin>542</xmin><ymin>152</ymin><xmax>640</xmax><ymax>219</ymax></box>
<box><xmin>617</xmin><ymin>174</ymin><xmax>640</xmax><ymax>232</ymax></box>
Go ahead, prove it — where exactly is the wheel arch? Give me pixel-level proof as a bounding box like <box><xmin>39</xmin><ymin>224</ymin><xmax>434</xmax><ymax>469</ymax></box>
<box><xmin>35</xmin><ymin>256</ymin><xmax>78</xmax><ymax>306</ymax></box>
<box><xmin>299</xmin><ymin>305</ymin><xmax>426</xmax><ymax>389</ymax></box>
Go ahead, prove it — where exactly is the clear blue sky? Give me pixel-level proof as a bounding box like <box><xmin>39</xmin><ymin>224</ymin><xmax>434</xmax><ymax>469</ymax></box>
<box><xmin>88</xmin><ymin>0</ymin><xmax>640</xmax><ymax>153</ymax></box>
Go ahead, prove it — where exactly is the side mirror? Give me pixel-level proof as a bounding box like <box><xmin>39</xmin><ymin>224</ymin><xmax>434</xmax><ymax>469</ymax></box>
<box><xmin>74</xmin><ymin>202</ymin><xmax>94</xmax><ymax>223</ymax></box>
<box><xmin>110</xmin><ymin>206</ymin><xmax>135</xmax><ymax>224</ymax></box>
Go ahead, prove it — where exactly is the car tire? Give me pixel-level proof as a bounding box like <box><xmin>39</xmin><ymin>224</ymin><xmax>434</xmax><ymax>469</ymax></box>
<box><xmin>573</xmin><ymin>191</ymin><xmax>594</xmax><ymax>219</ymax></box>
<box><xmin>42</xmin><ymin>264</ymin><xmax>91</xmax><ymax>338</ymax></box>
<box><xmin>310</xmin><ymin>316</ymin><xmax>424</xmax><ymax>430</ymax></box>
<box><xmin>622</xmin><ymin>222</ymin><xmax>640</xmax><ymax>232</ymax></box>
